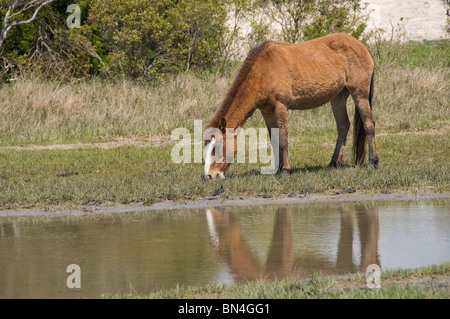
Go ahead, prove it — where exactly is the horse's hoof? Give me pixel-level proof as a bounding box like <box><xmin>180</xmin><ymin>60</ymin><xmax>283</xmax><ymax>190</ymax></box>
<box><xmin>368</xmin><ymin>158</ymin><xmax>378</xmax><ymax>170</ymax></box>
<box><xmin>327</xmin><ymin>162</ymin><xmax>338</xmax><ymax>169</ymax></box>
<box><xmin>282</xmin><ymin>169</ymin><xmax>292</xmax><ymax>176</ymax></box>
<box><xmin>367</xmin><ymin>162</ymin><xmax>378</xmax><ymax>170</ymax></box>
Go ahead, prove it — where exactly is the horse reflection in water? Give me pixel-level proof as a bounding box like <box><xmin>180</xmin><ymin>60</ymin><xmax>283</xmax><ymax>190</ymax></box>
<box><xmin>336</xmin><ymin>205</ymin><xmax>379</xmax><ymax>274</ymax></box>
<box><xmin>206</xmin><ymin>205</ymin><xmax>379</xmax><ymax>282</ymax></box>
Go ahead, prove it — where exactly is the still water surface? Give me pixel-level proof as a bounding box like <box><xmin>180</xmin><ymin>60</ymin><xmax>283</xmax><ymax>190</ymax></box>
<box><xmin>0</xmin><ymin>198</ymin><xmax>449</xmax><ymax>298</ymax></box>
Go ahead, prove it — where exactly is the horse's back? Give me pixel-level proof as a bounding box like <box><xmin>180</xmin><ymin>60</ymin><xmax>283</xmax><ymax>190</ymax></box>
<box><xmin>255</xmin><ymin>33</ymin><xmax>373</xmax><ymax>110</ymax></box>
<box><xmin>291</xmin><ymin>33</ymin><xmax>372</xmax><ymax>66</ymax></box>
<box><xmin>263</xmin><ymin>33</ymin><xmax>373</xmax><ymax>78</ymax></box>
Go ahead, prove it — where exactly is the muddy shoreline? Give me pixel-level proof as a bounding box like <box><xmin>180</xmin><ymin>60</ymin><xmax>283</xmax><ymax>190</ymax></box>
<box><xmin>1</xmin><ymin>191</ymin><xmax>448</xmax><ymax>217</ymax></box>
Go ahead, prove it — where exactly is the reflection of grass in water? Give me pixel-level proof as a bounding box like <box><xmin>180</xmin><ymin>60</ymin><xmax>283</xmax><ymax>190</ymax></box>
<box><xmin>1</xmin><ymin>209</ymin><xmax>220</xmax><ymax>297</ymax></box>
<box><xmin>2</xmin><ymin>208</ymin><xmax>212</xmax><ymax>225</ymax></box>
<box><xmin>106</xmin><ymin>263</ymin><xmax>450</xmax><ymax>299</ymax></box>
<box><xmin>0</xmin><ymin>129</ymin><xmax>448</xmax><ymax>208</ymax></box>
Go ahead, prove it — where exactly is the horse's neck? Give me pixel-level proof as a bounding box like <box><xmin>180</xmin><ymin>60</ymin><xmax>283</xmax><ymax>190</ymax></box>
<box><xmin>222</xmin><ymin>84</ymin><xmax>258</xmax><ymax>130</ymax></box>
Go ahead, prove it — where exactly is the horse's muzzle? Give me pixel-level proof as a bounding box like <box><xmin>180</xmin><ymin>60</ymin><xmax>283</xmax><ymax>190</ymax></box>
<box><xmin>201</xmin><ymin>173</ymin><xmax>225</xmax><ymax>180</ymax></box>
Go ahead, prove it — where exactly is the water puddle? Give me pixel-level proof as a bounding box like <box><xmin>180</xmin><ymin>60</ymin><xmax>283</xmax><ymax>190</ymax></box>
<box><xmin>0</xmin><ymin>198</ymin><xmax>449</xmax><ymax>298</ymax></box>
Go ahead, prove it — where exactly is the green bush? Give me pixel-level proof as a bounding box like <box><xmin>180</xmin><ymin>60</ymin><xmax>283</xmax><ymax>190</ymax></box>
<box><xmin>1</xmin><ymin>0</ymin><xmax>371</xmax><ymax>81</ymax></box>
<box><xmin>88</xmin><ymin>0</ymin><xmax>228</xmax><ymax>80</ymax></box>
<box><xmin>251</xmin><ymin>0</ymin><xmax>368</xmax><ymax>43</ymax></box>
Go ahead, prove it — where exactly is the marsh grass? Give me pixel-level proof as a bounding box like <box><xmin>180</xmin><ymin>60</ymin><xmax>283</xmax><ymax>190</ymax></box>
<box><xmin>0</xmin><ymin>41</ymin><xmax>448</xmax><ymax>146</ymax></box>
<box><xmin>0</xmin><ymin>73</ymin><xmax>232</xmax><ymax>145</ymax></box>
<box><xmin>0</xmin><ymin>130</ymin><xmax>448</xmax><ymax>207</ymax></box>
<box><xmin>371</xmin><ymin>40</ymin><xmax>450</xmax><ymax>69</ymax></box>
<box><xmin>106</xmin><ymin>263</ymin><xmax>450</xmax><ymax>299</ymax></box>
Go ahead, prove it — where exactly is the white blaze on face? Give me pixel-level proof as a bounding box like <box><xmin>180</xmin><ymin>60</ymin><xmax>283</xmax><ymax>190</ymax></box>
<box><xmin>204</xmin><ymin>137</ymin><xmax>216</xmax><ymax>177</ymax></box>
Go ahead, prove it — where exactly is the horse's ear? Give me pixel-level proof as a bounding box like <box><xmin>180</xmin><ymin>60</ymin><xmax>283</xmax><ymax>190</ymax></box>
<box><xmin>218</xmin><ymin>118</ymin><xmax>226</xmax><ymax>133</ymax></box>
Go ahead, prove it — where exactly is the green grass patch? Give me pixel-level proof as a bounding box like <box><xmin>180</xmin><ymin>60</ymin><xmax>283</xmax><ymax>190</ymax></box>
<box><xmin>105</xmin><ymin>263</ymin><xmax>450</xmax><ymax>299</ymax></box>
<box><xmin>371</xmin><ymin>40</ymin><xmax>450</xmax><ymax>69</ymax></box>
<box><xmin>0</xmin><ymin>131</ymin><xmax>448</xmax><ymax>208</ymax></box>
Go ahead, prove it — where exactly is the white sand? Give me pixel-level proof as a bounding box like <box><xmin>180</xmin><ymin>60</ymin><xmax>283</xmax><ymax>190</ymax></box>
<box><xmin>227</xmin><ymin>0</ymin><xmax>448</xmax><ymax>51</ymax></box>
<box><xmin>365</xmin><ymin>0</ymin><xmax>448</xmax><ymax>41</ymax></box>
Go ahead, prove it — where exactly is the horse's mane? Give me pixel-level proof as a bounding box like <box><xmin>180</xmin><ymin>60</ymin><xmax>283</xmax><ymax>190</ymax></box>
<box><xmin>205</xmin><ymin>41</ymin><xmax>272</xmax><ymax>130</ymax></box>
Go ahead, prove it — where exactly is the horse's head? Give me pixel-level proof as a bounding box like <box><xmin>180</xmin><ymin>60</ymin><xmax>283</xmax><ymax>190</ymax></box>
<box><xmin>203</xmin><ymin>118</ymin><xmax>236</xmax><ymax>180</ymax></box>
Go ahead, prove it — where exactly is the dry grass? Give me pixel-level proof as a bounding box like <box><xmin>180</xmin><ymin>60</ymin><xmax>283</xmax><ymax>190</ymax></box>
<box><xmin>0</xmin><ymin>64</ymin><xmax>448</xmax><ymax>146</ymax></box>
<box><xmin>374</xmin><ymin>66</ymin><xmax>449</xmax><ymax>132</ymax></box>
<box><xmin>0</xmin><ymin>73</ymin><xmax>233</xmax><ymax>145</ymax></box>
<box><xmin>1</xmin><ymin>40</ymin><xmax>449</xmax><ymax>147</ymax></box>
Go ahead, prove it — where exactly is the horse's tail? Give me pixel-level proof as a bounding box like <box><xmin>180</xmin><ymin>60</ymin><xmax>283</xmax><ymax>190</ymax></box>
<box><xmin>353</xmin><ymin>70</ymin><xmax>374</xmax><ymax>165</ymax></box>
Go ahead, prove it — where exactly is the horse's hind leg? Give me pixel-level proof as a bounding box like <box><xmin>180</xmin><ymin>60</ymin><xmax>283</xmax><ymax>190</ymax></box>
<box><xmin>261</xmin><ymin>102</ymin><xmax>292</xmax><ymax>174</ymax></box>
<box><xmin>352</xmin><ymin>95</ymin><xmax>378</xmax><ymax>169</ymax></box>
<box><xmin>347</xmin><ymin>70</ymin><xmax>378</xmax><ymax>169</ymax></box>
<box><xmin>329</xmin><ymin>88</ymin><xmax>350</xmax><ymax>168</ymax></box>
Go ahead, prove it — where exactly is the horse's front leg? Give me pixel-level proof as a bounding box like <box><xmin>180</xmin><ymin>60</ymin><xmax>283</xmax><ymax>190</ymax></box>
<box><xmin>261</xmin><ymin>103</ymin><xmax>292</xmax><ymax>174</ymax></box>
<box><xmin>329</xmin><ymin>88</ymin><xmax>350</xmax><ymax>168</ymax></box>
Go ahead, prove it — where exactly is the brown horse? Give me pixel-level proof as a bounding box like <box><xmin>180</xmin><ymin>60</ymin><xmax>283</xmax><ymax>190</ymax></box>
<box><xmin>204</xmin><ymin>33</ymin><xmax>377</xmax><ymax>179</ymax></box>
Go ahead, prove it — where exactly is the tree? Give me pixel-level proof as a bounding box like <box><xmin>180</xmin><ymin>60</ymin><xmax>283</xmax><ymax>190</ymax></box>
<box><xmin>88</xmin><ymin>0</ymin><xmax>228</xmax><ymax>80</ymax></box>
<box><xmin>252</xmin><ymin>0</ymin><xmax>369</xmax><ymax>43</ymax></box>
<box><xmin>0</xmin><ymin>0</ymin><xmax>58</xmax><ymax>49</ymax></box>
<box><xmin>443</xmin><ymin>0</ymin><xmax>450</xmax><ymax>35</ymax></box>
<box><xmin>1</xmin><ymin>0</ymin><xmax>107</xmax><ymax>80</ymax></box>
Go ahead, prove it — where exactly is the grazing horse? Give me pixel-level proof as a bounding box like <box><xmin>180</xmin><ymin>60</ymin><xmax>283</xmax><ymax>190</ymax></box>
<box><xmin>204</xmin><ymin>33</ymin><xmax>377</xmax><ymax>180</ymax></box>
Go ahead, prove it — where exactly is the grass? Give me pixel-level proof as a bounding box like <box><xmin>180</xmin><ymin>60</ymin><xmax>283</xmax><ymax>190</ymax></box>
<box><xmin>0</xmin><ymin>40</ymin><xmax>448</xmax><ymax>208</ymax></box>
<box><xmin>0</xmin><ymin>73</ymin><xmax>232</xmax><ymax>146</ymax></box>
<box><xmin>371</xmin><ymin>40</ymin><xmax>450</xmax><ymax>69</ymax></box>
<box><xmin>0</xmin><ymin>41</ymin><xmax>448</xmax><ymax>146</ymax></box>
<box><xmin>105</xmin><ymin>263</ymin><xmax>450</xmax><ymax>299</ymax></box>
<box><xmin>0</xmin><ymin>131</ymin><xmax>448</xmax><ymax>208</ymax></box>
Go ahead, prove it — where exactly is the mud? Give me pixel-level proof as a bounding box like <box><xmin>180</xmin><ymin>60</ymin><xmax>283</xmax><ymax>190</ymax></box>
<box><xmin>1</xmin><ymin>191</ymin><xmax>448</xmax><ymax>217</ymax></box>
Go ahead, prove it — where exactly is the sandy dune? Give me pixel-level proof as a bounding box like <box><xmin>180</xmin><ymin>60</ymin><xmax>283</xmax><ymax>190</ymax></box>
<box><xmin>365</xmin><ymin>0</ymin><xmax>448</xmax><ymax>41</ymax></box>
<box><xmin>227</xmin><ymin>0</ymin><xmax>448</xmax><ymax>47</ymax></box>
